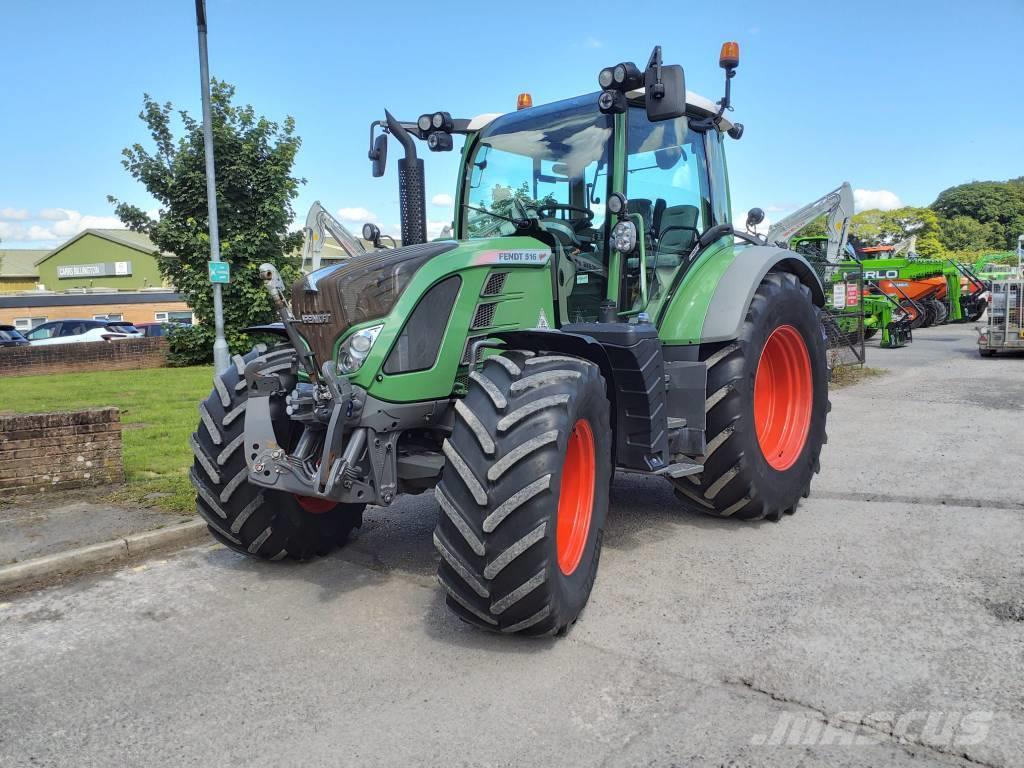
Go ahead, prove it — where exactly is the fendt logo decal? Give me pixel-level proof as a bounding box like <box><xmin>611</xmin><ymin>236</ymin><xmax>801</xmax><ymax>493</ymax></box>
<box><xmin>474</xmin><ymin>249</ymin><xmax>551</xmax><ymax>266</ymax></box>
<box><xmin>301</xmin><ymin>312</ymin><xmax>332</xmax><ymax>324</ymax></box>
<box><xmin>864</xmin><ymin>269</ymin><xmax>900</xmax><ymax>280</ymax></box>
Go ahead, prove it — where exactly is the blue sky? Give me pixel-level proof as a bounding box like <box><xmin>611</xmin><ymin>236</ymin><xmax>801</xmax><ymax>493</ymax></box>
<box><xmin>1</xmin><ymin>0</ymin><xmax>1022</xmax><ymax>248</ymax></box>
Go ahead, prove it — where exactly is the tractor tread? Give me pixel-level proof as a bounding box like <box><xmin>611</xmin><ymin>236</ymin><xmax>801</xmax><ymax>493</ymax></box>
<box><xmin>433</xmin><ymin>351</ymin><xmax>610</xmax><ymax>635</ymax></box>
<box><xmin>671</xmin><ymin>270</ymin><xmax>828</xmax><ymax>521</ymax></box>
<box><xmin>189</xmin><ymin>347</ymin><xmax>363</xmax><ymax>562</ymax></box>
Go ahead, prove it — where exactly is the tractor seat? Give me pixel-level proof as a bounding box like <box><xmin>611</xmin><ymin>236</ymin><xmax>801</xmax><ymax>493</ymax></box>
<box><xmin>650</xmin><ymin>205</ymin><xmax>700</xmax><ymax>284</ymax></box>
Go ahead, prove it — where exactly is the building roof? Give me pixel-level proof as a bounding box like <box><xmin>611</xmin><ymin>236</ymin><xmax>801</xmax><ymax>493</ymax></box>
<box><xmin>0</xmin><ymin>249</ymin><xmax>49</xmax><ymax>278</ymax></box>
<box><xmin>0</xmin><ymin>290</ymin><xmax>184</xmax><ymax>309</ymax></box>
<box><xmin>34</xmin><ymin>228</ymin><xmax>169</xmax><ymax>266</ymax></box>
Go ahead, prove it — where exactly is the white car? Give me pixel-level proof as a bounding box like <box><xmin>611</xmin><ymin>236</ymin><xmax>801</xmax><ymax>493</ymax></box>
<box><xmin>24</xmin><ymin>319</ymin><xmax>143</xmax><ymax>346</ymax></box>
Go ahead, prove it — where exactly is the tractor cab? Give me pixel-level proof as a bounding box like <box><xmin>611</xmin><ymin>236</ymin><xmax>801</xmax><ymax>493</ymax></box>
<box><xmin>456</xmin><ymin>96</ymin><xmax>730</xmax><ymax>324</ymax></box>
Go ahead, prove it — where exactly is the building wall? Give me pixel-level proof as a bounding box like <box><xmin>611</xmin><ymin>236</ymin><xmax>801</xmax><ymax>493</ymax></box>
<box><xmin>36</xmin><ymin>235</ymin><xmax>167</xmax><ymax>291</ymax></box>
<box><xmin>0</xmin><ymin>278</ymin><xmax>38</xmax><ymax>293</ymax></box>
<box><xmin>0</xmin><ymin>300</ymin><xmax>192</xmax><ymax>327</ymax></box>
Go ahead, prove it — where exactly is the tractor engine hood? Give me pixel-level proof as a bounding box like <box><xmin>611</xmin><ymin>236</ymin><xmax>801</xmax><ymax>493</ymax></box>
<box><xmin>292</xmin><ymin>241</ymin><xmax>458</xmax><ymax>364</ymax></box>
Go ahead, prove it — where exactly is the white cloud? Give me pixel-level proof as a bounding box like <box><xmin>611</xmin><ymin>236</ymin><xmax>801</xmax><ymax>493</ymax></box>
<box><xmin>853</xmin><ymin>189</ymin><xmax>902</xmax><ymax>213</ymax></box>
<box><xmin>0</xmin><ymin>208</ymin><xmax>123</xmax><ymax>245</ymax></box>
<box><xmin>431</xmin><ymin>193</ymin><xmax>454</xmax><ymax>208</ymax></box>
<box><xmin>0</xmin><ymin>208</ymin><xmax>30</xmax><ymax>221</ymax></box>
<box><xmin>337</xmin><ymin>206</ymin><xmax>378</xmax><ymax>224</ymax></box>
<box><xmin>583</xmin><ymin>37</ymin><xmax>604</xmax><ymax>49</ymax></box>
<box><xmin>37</xmin><ymin>208</ymin><xmax>70</xmax><ymax>221</ymax></box>
<box><xmin>427</xmin><ymin>220</ymin><xmax>453</xmax><ymax>240</ymax></box>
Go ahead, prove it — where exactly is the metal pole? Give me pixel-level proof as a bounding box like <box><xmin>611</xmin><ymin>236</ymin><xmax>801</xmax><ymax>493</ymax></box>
<box><xmin>196</xmin><ymin>0</ymin><xmax>230</xmax><ymax>373</ymax></box>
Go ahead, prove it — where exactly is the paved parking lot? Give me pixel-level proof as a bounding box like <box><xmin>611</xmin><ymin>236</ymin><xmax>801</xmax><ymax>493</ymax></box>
<box><xmin>1</xmin><ymin>324</ymin><xmax>1021</xmax><ymax>767</ymax></box>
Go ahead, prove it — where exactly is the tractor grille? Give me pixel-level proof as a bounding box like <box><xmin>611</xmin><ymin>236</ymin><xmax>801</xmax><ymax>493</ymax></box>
<box><xmin>481</xmin><ymin>271</ymin><xmax>508</xmax><ymax>297</ymax></box>
<box><xmin>471</xmin><ymin>302</ymin><xmax>498</xmax><ymax>330</ymax></box>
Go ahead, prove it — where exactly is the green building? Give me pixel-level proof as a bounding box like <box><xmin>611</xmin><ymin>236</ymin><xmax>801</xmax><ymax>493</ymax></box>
<box><xmin>34</xmin><ymin>229</ymin><xmax>171</xmax><ymax>291</ymax></box>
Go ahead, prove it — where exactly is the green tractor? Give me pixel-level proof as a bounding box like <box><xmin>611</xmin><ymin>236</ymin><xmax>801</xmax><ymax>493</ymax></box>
<box><xmin>190</xmin><ymin>44</ymin><xmax>830</xmax><ymax>636</ymax></box>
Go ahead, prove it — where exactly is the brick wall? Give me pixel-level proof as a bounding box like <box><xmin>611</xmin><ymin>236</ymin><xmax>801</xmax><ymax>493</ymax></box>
<box><xmin>0</xmin><ymin>337</ymin><xmax>168</xmax><ymax>377</ymax></box>
<box><xmin>0</xmin><ymin>408</ymin><xmax>124</xmax><ymax>494</ymax></box>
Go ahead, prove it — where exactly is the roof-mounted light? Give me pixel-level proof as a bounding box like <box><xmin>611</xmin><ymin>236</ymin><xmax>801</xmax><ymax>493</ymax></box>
<box><xmin>719</xmin><ymin>41</ymin><xmax>740</xmax><ymax>70</ymax></box>
<box><xmin>516</xmin><ymin>93</ymin><xmax>533</xmax><ymax>110</ymax></box>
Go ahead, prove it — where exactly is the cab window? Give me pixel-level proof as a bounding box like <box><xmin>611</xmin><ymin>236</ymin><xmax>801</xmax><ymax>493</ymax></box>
<box><xmin>623</xmin><ymin>108</ymin><xmax>712</xmax><ymax>308</ymax></box>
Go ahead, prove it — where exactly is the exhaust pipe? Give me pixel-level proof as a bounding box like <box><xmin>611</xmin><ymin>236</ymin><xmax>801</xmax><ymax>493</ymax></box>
<box><xmin>385</xmin><ymin>110</ymin><xmax>427</xmax><ymax>246</ymax></box>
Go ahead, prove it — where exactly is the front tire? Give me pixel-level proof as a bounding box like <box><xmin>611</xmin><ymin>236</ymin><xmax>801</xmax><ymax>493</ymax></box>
<box><xmin>672</xmin><ymin>272</ymin><xmax>829</xmax><ymax>521</ymax></box>
<box><xmin>433</xmin><ymin>351</ymin><xmax>612</xmax><ymax>635</ymax></box>
<box><xmin>190</xmin><ymin>347</ymin><xmax>364</xmax><ymax>561</ymax></box>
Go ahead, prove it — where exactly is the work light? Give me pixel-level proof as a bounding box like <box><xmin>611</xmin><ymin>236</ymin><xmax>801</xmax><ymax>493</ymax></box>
<box><xmin>612</xmin><ymin>220</ymin><xmax>637</xmax><ymax>253</ymax></box>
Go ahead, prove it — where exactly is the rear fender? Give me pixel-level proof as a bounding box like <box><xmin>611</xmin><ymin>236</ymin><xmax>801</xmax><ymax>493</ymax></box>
<box><xmin>699</xmin><ymin>246</ymin><xmax>825</xmax><ymax>344</ymax></box>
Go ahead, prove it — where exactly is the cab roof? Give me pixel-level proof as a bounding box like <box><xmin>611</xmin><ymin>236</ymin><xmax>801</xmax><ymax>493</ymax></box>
<box><xmin>466</xmin><ymin>90</ymin><xmax>733</xmax><ymax>132</ymax></box>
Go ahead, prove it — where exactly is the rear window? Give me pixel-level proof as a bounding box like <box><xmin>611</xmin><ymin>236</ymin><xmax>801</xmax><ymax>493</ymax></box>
<box><xmin>0</xmin><ymin>329</ymin><xmax>25</xmax><ymax>341</ymax></box>
<box><xmin>106</xmin><ymin>324</ymin><xmax>138</xmax><ymax>334</ymax></box>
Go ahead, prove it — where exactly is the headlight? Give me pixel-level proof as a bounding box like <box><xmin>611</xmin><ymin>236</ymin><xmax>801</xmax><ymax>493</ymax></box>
<box><xmin>612</xmin><ymin>220</ymin><xmax>637</xmax><ymax>253</ymax></box>
<box><xmin>339</xmin><ymin>324</ymin><xmax>383</xmax><ymax>374</ymax></box>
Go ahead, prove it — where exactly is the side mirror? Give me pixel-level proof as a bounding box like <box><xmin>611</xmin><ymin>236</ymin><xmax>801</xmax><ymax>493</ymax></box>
<box><xmin>645</xmin><ymin>63</ymin><xmax>686</xmax><ymax>122</ymax></box>
<box><xmin>746</xmin><ymin>207</ymin><xmax>765</xmax><ymax>230</ymax></box>
<box><xmin>370</xmin><ymin>133</ymin><xmax>388</xmax><ymax>178</ymax></box>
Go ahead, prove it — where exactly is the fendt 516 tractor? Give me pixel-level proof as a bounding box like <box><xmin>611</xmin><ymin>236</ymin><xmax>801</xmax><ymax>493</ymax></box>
<box><xmin>190</xmin><ymin>44</ymin><xmax>830</xmax><ymax>636</ymax></box>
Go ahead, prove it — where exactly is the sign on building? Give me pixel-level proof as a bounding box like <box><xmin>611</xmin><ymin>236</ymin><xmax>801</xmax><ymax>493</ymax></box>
<box><xmin>57</xmin><ymin>261</ymin><xmax>132</xmax><ymax>279</ymax></box>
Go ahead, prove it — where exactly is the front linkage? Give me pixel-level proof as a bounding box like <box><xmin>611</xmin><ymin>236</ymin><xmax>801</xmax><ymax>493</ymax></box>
<box><xmin>245</xmin><ymin>264</ymin><xmax>451</xmax><ymax>509</ymax></box>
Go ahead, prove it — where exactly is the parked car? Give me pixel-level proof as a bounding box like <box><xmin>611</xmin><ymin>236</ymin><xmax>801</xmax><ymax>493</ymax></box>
<box><xmin>0</xmin><ymin>324</ymin><xmax>31</xmax><ymax>347</ymax></box>
<box><xmin>133</xmin><ymin>321</ymin><xmax>189</xmax><ymax>338</ymax></box>
<box><xmin>24</xmin><ymin>319</ymin><xmax>142</xmax><ymax>346</ymax></box>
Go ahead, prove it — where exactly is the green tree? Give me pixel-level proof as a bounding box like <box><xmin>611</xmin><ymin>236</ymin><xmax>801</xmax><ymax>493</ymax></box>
<box><xmin>110</xmin><ymin>80</ymin><xmax>303</xmax><ymax>363</ymax></box>
<box><xmin>939</xmin><ymin>215</ymin><xmax>1004</xmax><ymax>251</ymax></box>
<box><xmin>931</xmin><ymin>180</ymin><xmax>1024</xmax><ymax>249</ymax></box>
<box><xmin>850</xmin><ymin>207</ymin><xmax>945</xmax><ymax>258</ymax></box>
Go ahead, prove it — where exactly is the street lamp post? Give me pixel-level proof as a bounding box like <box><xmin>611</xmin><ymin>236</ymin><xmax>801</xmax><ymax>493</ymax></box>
<box><xmin>195</xmin><ymin>0</ymin><xmax>230</xmax><ymax>374</ymax></box>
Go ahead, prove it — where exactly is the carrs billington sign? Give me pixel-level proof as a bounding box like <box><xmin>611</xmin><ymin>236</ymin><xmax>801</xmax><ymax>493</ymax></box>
<box><xmin>57</xmin><ymin>261</ymin><xmax>132</xmax><ymax>279</ymax></box>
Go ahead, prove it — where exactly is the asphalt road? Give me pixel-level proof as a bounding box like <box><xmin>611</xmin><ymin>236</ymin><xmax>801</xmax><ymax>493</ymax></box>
<box><xmin>2</xmin><ymin>324</ymin><xmax>1022</xmax><ymax>767</ymax></box>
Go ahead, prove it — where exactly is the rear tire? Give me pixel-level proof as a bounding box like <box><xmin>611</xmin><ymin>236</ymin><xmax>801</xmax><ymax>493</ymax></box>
<box><xmin>191</xmin><ymin>347</ymin><xmax>364</xmax><ymax>561</ymax></box>
<box><xmin>433</xmin><ymin>351</ymin><xmax>611</xmax><ymax>635</ymax></box>
<box><xmin>930</xmin><ymin>298</ymin><xmax>949</xmax><ymax>325</ymax></box>
<box><xmin>901</xmin><ymin>299</ymin><xmax>926</xmax><ymax>329</ymax></box>
<box><xmin>671</xmin><ymin>272</ymin><xmax>829</xmax><ymax>521</ymax></box>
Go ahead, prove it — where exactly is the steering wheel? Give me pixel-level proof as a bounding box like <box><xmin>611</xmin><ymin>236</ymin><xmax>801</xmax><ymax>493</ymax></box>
<box><xmin>535</xmin><ymin>203</ymin><xmax>594</xmax><ymax>232</ymax></box>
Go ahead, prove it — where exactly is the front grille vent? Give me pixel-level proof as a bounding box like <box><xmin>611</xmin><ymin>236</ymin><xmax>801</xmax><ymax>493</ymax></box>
<box><xmin>481</xmin><ymin>272</ymin><xmax>508</xmax><ymax>296</ymax></box>
<box><xmin>471</xmin><ymin>302</ymin><xmax>498</xmax><ymax>330</ymax></box>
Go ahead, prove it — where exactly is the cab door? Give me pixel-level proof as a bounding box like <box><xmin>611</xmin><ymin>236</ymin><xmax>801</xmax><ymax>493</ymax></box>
<box><xmin>617</xmin><ymin>107</ymin><xmax>714</xmax><ymax>313</ymax></box>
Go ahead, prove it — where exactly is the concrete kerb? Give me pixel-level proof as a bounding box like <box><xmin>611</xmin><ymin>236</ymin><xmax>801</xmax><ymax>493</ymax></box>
<box><xmin>0</xmin><ymin>519</ymin><xmax>209</xmax><ymax>593</ymax></box>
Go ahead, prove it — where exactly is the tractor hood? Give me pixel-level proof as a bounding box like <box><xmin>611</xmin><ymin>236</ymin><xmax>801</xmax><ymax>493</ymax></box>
<box><xmin>292</xmin><ymin>240</ymin><xmax>459</xmax><ymax>364</ymax></box>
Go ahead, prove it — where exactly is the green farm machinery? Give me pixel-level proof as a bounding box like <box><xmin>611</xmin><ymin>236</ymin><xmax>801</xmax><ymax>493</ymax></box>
<box><xmin>189</xmin><ymin>44</ymin><xmax>832</xmax><ymax>635</ymax></box>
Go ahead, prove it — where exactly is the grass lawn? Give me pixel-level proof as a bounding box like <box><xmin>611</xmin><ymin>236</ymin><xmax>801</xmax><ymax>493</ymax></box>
<box><xmin>0</xmin><ymin>366</ymin><xmax>213</xmax><ymax>513</ymax></box>
<box><xmin>830</xmin><ymin>364</ymin><xmax>885</xmax><ymax>388</ymax></box>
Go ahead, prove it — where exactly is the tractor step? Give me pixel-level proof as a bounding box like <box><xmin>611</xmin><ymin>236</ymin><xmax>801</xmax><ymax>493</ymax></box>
<box><xmin>617</xmin><ymin>458</ymin><xmax>703</xmax><ymax>479</ymax></box>
<box><xmin>660</xmin><ymin>459</ymin><xmax>704</xmax><ymax>478</ymax></box>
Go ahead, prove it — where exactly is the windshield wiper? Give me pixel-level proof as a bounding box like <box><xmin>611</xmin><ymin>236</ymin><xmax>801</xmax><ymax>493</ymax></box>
<box><xmin>463</xmin><ymin>204</ymin><xmax>516</xmax><ymax>224</ymax></box>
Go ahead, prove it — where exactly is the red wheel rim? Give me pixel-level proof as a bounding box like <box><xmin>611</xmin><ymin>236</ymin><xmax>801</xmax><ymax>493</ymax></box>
<box><xmin>556</xmin><ymin>419</ymin><xmax>596</xmax><ymax>575</ymax></box>
<box><xmin>294</xmin><ymin>495</ymin><xmax>336</xmax><ymax>514</ymax></box>
<box><xmin>753</xmin><ymin>325</ymin><xmax>813</xmax><ymax>471</ymax></box>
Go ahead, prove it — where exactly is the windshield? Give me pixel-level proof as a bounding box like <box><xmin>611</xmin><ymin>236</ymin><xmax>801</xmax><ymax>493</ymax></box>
<box><xmin>461</xmin><ymin>95</ymin><xmax>613</xmax><ymax>322</ymax></box>
<box><xmin>463</xmin><ymin>95</ymin><xmax>612</xmax><ymax>237</ymax></box>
